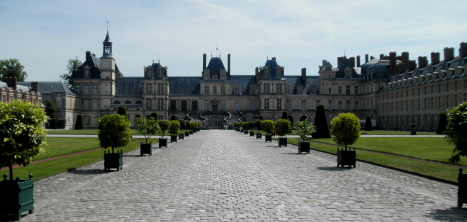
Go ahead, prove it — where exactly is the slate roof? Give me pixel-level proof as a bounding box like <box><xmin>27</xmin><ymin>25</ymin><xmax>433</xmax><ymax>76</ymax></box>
<box><xmin>336</xmin><ymin>56</ymin><xmax>360</xmax><ymax>78</ymax></box>
<box><xmin>168</xmin><ymin>77</ymin><xmax>201</xmax><ymax>95</ymax></box>
<box><xmin>17</xmin><ymin>81</ymin><xmax>76</xmax><ymax>95</ymax></box>
<box><xmin>145</xmin><ymin>62</ymin><xmax>167</xmax><ymax>79</ymax></box>
<box><xmin>0</xmin><ymin>82</ymin><xmax>30</xmax><ymax>92</ymax></box>
<box><xmin>74</xmin><ymin>54</ymin><xmax>101</xmax><ymax>79</ymax></box>
<box><xmin>360</xmin><ymin>59</ymin><xmax>391</xmax><ymax>81</ymax></box>
<box><xmin>284</xmin><ymin>76</ymin><xmax>320</xmax><ymax>95</ymax></box>
<box><xmin>115</xmin><ymin>77</ymin><xmax>143</xmax><ymax>96</ymax></box>
<box><xmin>260</xmin><ymin>59</ymin><xmax>284</xmax><ymax>79</ymax></box>
<box><xmin>230</xmin><ymin>75</ymin><xmax>256</xmax><ymax>95</ymax></box>
<box><xmin>104</xmin><ymin>31</ymin><xmax>112</xmax><ymax>43</ymax></box>
<box><xmin>206</xmin><ymin>57</ymin><xmax>227</xmax><ymax>78</ymax></box>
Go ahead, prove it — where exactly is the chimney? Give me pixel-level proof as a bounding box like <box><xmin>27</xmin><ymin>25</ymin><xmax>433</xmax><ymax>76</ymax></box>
<box><xmin>380</xmin><ymin>54</ymin><xmax>384</xmax><ymax>59</ymax></box>
<box><xmin>86</xmin><ymin>51</ymin><xmax>91</xmax><ymax>60</ymax></box>
<box><xmin>227</xmin><ymin>53</ymin><xmax>231</xmax><ymax>79</ymax></box>
<box><xmin>91</xmin><ymin>54</ymin><xmax>96</xmax><ymax>57</ymax></box>
<box><xmin>255</xmin><ymin>67</ymin><xmax>260</xmax><ymax>82</ymax></box>
<box><xmin>31</xmin><ymin>82</ymin><xmax>39</xmax><ymax>93</ymax></box>
<box><xmin>272</xmin><ymin>57</ymin><xmax>276</xmax><ymax>61</ymax></box>
<box><xmin>389</xmin><ymin>52</ymin><xmax>397</xmax><ymax>76</ymax></box>
<box><xmin>444</xmin><ymin>47</ymin><xmax>454</xmax><ymax>62</ymax></box>
<box><xmin>365</xmin><ymin>54</ymin><xmax>369</xmax><ymax>63</ymax></box>
<box><xmin>401</xmin><ymin>52</ymin><xmax>409</xmax><ymax>64</ymax></box>
<box><xmin>337</xmin><ymin>57</ymin><xmax>343</xmax><ymax>65</ymax></box>
<box><xmin>418</xmin><ymin>56</ymin><xmax>428</xmax><ymax>69</ymax></box>
<box><xmin>301</xmin><ymin>68</ymin><xmax>306</xmax><ymax>85</ymax></box>
<box><xmin>459</xmin><ymin>42</ymin><xmax>467</xmax><ymax>58</ymax></box>
<box><xmin>4</xmin><ymin>76</ymin><xmax>17</xmax><ymax>90</ymax></box>
<box><xmin>398</xmin><ymin>63</ymin><xmax>407</xmax><ymax>74</ymax></box>
<box><xmin>408</xmin><ymin>60</ymin><xmax>417</xmax><ymax>71</ymax></box>
<box><xmin>356</xmin><ymin>55</ymin><xmax>361</xmax><ymax>67</ymax></box>
<box><xmin>431</xmin><ymin>52</ymin><xmax>440</xmax><ymax>65</ymax></box>
<box><xmin>203</xmin><ymin>53</ymin><xmax>206</xmax><ymax>70</ymax></box>
<box><xmin>349</xmin><ymin>57</ymin><xmax>355</xmax><ymax>67</ymax></box>
<box><xmin>370</xmin><ymin>56</ymin><xmax>375</xmax><ymax>60</ymax></box>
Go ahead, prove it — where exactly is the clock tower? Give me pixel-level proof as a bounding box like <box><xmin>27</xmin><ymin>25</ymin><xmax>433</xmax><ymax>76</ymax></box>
<box><xmin>100</xmin><ymin>31</ymin><xmax>116</xmax><ymax>109</ymax></box>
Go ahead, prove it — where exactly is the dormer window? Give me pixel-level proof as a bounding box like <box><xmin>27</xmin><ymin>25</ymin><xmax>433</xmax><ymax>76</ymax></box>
<box><xmin>285</xmin><ymin>86</ymin><xmax>291</xmax><ymax>94</ymax></box>
<box><xmin>76</xmin><ymin>85</ymin><xmax>80</xmax><ymax>94</ymax></box>
<box><xmin>263</xmin><ymin>67</ymin><xmax>270</xmax><ymax>78</ymax></box>
<box><xmin>297</xmin><ymin>85</ymin><xmax>303</xmax><ymax>94</ymax></box>
<box><xmin>220</xmin><ymin>72</ymin><xmax>226</xmax><ymax>80</ymax></box>
<box><xmin>203</xmin><ymin>70</ymin><xmax>210</xmax><ymax>81</ymax></box>
<box><xmin>249</xmin><ymin>85</ymin><xmax>256</xmax><ymax>95</ymax></box>
<box><xmin>345</xmin><ymin>68</ymin><xmax>351</xmax><ymax>79</ymax></box>
<box><xmin>145</xmin><ymin>67</ymin><xmax>153</xmax><ymax>79</ymax></box>
<box><xmin>328</xmin><ymin>74</ymin><xmax>331</xmax><ymax>79</ymax></box>
<box><xmin>157</xmin><ymin>68</ymin><xmax>163</xmax><ymax>78</ymax></box>
<box><xmin>275</xmin><ymin>67</ymin><xmax>283</xmax><ymax>78</ymax></box>
<box><xmin>234</xmin><ymin>85</ymin><xmax>240</xmax><ymax>95</ymax></box>
<box><xmin>84</xmin><ymin>66</ymin><xmax>91</xmax><ymax>78</ymax></box>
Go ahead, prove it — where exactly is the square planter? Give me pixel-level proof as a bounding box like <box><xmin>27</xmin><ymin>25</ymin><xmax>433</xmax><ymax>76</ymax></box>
<box><xmin>179</xmin><ymin>134</ymin><xmax>184</xmax><ymax>140</ymax></box>
<box><xmin>171</xmin><ymin>135</ymin><xmax>178</xmax><ymax>143</ymax></box>
<box><xmin>0</xmin><ymin>174</ymin><xmax>34</xmax><ymax>221</ymax></box>
<box><xmin>458</xmin><ymin>168</ymin><xmax>467</xmax><ymax>208</ymax></box>
<box><xmin>265</xmin><ymin>135</ymin><xmax>272</xmax><ymax>142</ymax></box>
<box><xmin>244</xmin><ymin>130</ymin><xmax>248</xmax><ymax>135</ymax></box>
<box><xmin>189</xmin><ymin>131</ymin><xmax>193</xmax><ymax>135</ymax></box>
<box><xmin>337</xmin><ymin>148</ymin><xmax>356</xmax><ymax>168</ymax></box>
<box><xmin>104</xmin><ymin>150</ymin><xmax>123</xmax><ymax>171</ymax></box>
<box><xmin>298</xmin><ymin>141</ymin><xmax>310</xmax><ymax>154</ymax></box>
<box><xmin>278</xmin><ymin>137</ymin><xmax>288</xmax><ymax>147</ymax></box>
<box><xmin>256</xmin><ymin>133</ymin><xmax>262</xmax><ymax>139</ymax></box>
<box><xmin>250</xmin><ymin>131</ymin><xmax>255</xmax><ymax>137</ymax></box>
<box><xmin>140</xmin><ymin>142</ymin><xmax>152</xmax><ymax>156</ymax></box>
<box><xmin>185</xmin><ymin>132</ymin><xmax>189</xmax><ymax>137</ymax></box>
<box><xmin>241</xmin><ymin>130</ymin><xmax>243</xmax><ymax>133</ymax></box>
<box><xmin>411</xmin><ymin>130</ymin><xmax>416</xmax><ymax>135</ymax></box>
<box><xmin>159</xmin><ymin>138</ymin><xmax>168</xmax><ymax>148</ymax></box>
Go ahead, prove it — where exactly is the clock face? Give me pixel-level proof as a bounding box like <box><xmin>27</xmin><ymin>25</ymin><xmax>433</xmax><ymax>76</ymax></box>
<box><xmin>103</xmin><ymin>62</ymin><xmax>108</xmax><ymax>67</ymax></box>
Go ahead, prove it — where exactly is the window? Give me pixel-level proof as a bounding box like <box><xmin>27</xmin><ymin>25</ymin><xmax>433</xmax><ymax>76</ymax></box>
<box><xmin>32</xmin><ymin>98</ymin><xmax>35</xmax><ymax>104</ymax></box>
<box><xmin>264</xmin><ymin>99</ymin><xmax>269</xmax><ymax>110</ymax></box>
<box><xmin>338</xmin><ymin>86</ymin><xmax>342</xmax><ymax>94</ymax></box>
<box><xmin>220</xmin><ymin>72</ymin><xmax>226</xmax><ymax>81</ymax></box>
<box><xmin>424</xmin><ymin>98</ymin><xmax>427</xmax><ymax>110</ymax></box>
<box><xmin>454</xmin><ymin>95</ymin><xmax>458</xmax><ymax>106</ymax></box>
<box><xmin>83</xmin><ymin>116</ymin><xmax>90</xmax><ymax>127</ymax></box>
<box><xmin>275</xmin><ymin>99</ymin><xmax>281</xmax><ymax>110</ymax></box>
<box><xmin>431</xmin><ymin>85</ymin><xmax>434</xmax><ymax>94</ymax></box>
<box><xmin>412</xmin><ymin>99</ymin><xmax>415</xmax><ymax>111</ymax></box>
<box><xmin>221</xmin><ymin>86</ymin><xmax>225</xmax><ymax>95</ymax></box>
<box><xmin>84</xmin><ymin>69</ymin><xmax>90</xmax><ymax>78</ymax></box>
<box><xmin>395</xmin><ymin>101</ymin><xmax>398</xmax><ymax>112</ymax></box>
<box><xmin>93</xmin><ymin>85</ymin><xmax>98</xmax><ymax>95</ymax></box>
<box><xmin>263</xmin><ymin>68</ymin><xmax>269</xmax><ymax>78</ymax></box>
<box><xmin>204</xmin><ymin>101</ymin><xmax>209</xmax><ymax>111</ymax></box>
<box><xmin>157</xmin><ymin>69</ymin><xmax>163</xmax><ymax>78</ymax></box>
<box><xmin>84</xmin><ymin>100</ymin><xmax>89</xmax><ymax>110</ymax></box>
<box><xmin>328</xmin><ymin>74</ymin><xmax>331</xmax><ymax>79</ymax></box>
<box><xmin>431</xmin><ymin>97</ymin><xmax>434</xmax><ymax>110</ymax></box>
<box><xmin>400</xmin><ymin>101</ymin><xmax>403</xmax><ymax>111</ymax></box>
<box><xmin>438</xmin><ymin>96</ymin><xmax>442</xmax><ymax>110</ymax></box>
<box><xmin>146</xmin><ymin>99</ymin><xmax>151</xmax><ymax>110</ymax></box>
<box><xmin>354</xmin><ymin>86</ymin><xmax>358</xmax><ymax>94</ymax></box>
<box><xmin>328</xmin><ymin>88</ymin><xmax>331</xmax><ymax>94</ymax></box>
<box><xmin>181</xmin><ymin>100</ymin><xmax>187</xmax><ymax>111</ymax></box>
<box><xmin>412</xmin><ymin>88</ymin><xmax>415</xmax><ymax>97</ymax></box>
<box><xmin>157</xmin><ymin>98</ymin><xmax>164</xmax><ymax>110</ymax></box>
<box><xmin>418</xmin><ymin>88</ymin><xmax>420</xmax><ymax>96</ymax></box>
<box><xmin>157</xmin><ymin>83</ymin><xmax>164</xmax><ymax>95</ymax></box>
<box><xmin>438</xmin><ymin>84</ymin><xmax>441</xmax><ymax>93</ymax></box>
<box><xmin>446</xmin><ymin>95</ymin><xmax>450</xmax><ymax>108</ymax></box>
<box><xmin>276</xmin><ymin>84</ymin><xmax>282</xmax><ymax>94</ymax></box>
<box><xmin>146</xmin><ymin>84</ymin><xmax>152</xmax><ymax>95</ymax></box>
<box><xmin>328</xmin><ymin>100</ymin><xmax>332</xmax><ymax>110</ymax></box>
<box><xmin>92</xmin><ymin>100</ymin><xmax>97</xmax><ymax>110</ymax></box>
<box><xmin>250</xmin><ymin>101</ymin><xmax>255</xmax><ymax>111</ymax></box>
<box><xmin>84</xmin><ymin>85</ymin><xmax>89</xmax><ymax>95</ymax></box>
<box><xmin>423</xmin><ymin>86</ymin><xmax>427</xmax><ymax>95</ymax></box>
<box><xmin>338</xmin><ymin>101</ymin><xmax>342</xmax><ymax>110</ymax></box>
<box><xmin>446</xmin><ymin>83</ymin><xmax>450</xmax><ymax>92</ymax></box>
<box><xmin>221</xmin><ymin>101</ymin><xmax>226</xmax><ymax>111</ymax></box>
<box><xmin>114</xmin><ymin>100</ymin><xmax>121</xmax><ymax>104</ymax></box>
<box><xmin>454</xmin><ymin>82</ymin><xmax>458</xmax><ymax>91</ymax></box>
<box><xmin>418</xmin><ymin>99</ymin><xmax>421</xmax><ymax>111</ymax></box>
<box><xmin>170</xmin><ymin>100</ymin><xmax>177</xmax><ymax>111</ymax></box>
<box><xmin>355</xmin><ymin>101</ymin><xmax>358</xmax><ymax>110</ymax></box>
<box><xmin>204</xmin><ymin>71</ymin><xmax>209</xmax><ymax>81</ymax></box>
<box><xmin>301</xmin><ymin>100</ymin><xmax>305</xmax><ymax>111</ymax></box>
<box><xmin>346</xmin><ymin>101</ymin><xmax>351</xmax><ymax>111</ymax></box>
<box><xmin>297</xmin><ymin>86</ymin><xmax>303</xmax><ymax>94</ymax></box>
<box><xmin>205</xmin><ymin>86</ymin><xmax>209</xmax><ymax>94</ymax></box>
<box><xmin>285</xmin><ymin>86</ymin><xmax>291</xmax><ymax>94</ymax></box>
<box><xmin>234</xmin><ymin>87</ymin><xmax>240</xmax><ymax>95</ymax></box>
<box><xmin>263</xmin><ymin>84</ymin><xmax>270</xmax><ymax>94</ymax></box>
<box><xmin>76</xmin><ymin>85</ymin><xmax>80</xmax><ymax>94</ymax></box>
<box><xmin>192</xmin><ymin>101</ymin><xmax>198</xmax><ymax>111</ymax></box>
<box><xmin>213</xmin><ymin>86</ymin><xmax>217</xmax><ymax>95</ymax></box>
<box><xmin>346</xmin><ymin>86</ymin><xmax>350</xmax><ymax>95</ymax></box>
<box><xmin>125</xmin><ymin>100</ymin><xmax>131</xmax><ymax>104</ymax></box>
<box><xmin>316</xmin><ymin>100</ymin><xmax>320</xmax><ymax>107</ymax></box>
<box><xmin>235</xmin><ymin>101</ymin><xmax>240</xmax><ymax>111</ymax></box>
<box><xmin>287</xmin><ymin>100</ymin><xmax>292</xmax><ymax>111</ymax></box>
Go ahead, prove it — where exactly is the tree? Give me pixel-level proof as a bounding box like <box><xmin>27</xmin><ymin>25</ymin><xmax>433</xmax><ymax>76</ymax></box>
<box><xmin>282</xmin><ymin>111</ymin><xmax>288</xmax><ymax>120</ymax></box>
<box><xmin>275</xmin><ymin>119</ymin><xmax>291</xmax><ymax>138</ymax></box>
<box><xmin>293</xmin><ymin>120</ymin><xmax>316</xmax><ymax>141</ymax></box>
<box><xmin>179</xmin><ymin>120</ymin><xmax>186</xmax><ymax>133</ymax></box>
<box><xmin>117</xmin><ymin>106</ymin><xmax>128</xmax><ymax>120</ymax></box>
<box><xmin>0</xmin><ymin>58</ymin><xmax>28</xmax><ymax>81</ymax></box>
<box><xmin>98</xmin><ymin>114</ymin><xmax>131</xmax><ymax>153</ymax></box>
<box><xmin>168</xmin><ymin>120</ymin><xmax>180</xmax><ymax>136</ymax></box>
<box><xmin>135</xmin><ymin>117</ymin><xmax>160</xmax><ymax>144</ymax></box>
<box><xmin>445</xmin><ymin>102</ymin><xmax>467</xmax><ymax>164</ymax></box>
<box><xmin>365</xmin><ymin>116</ymin><xmax>373</xmax><ymax>131</ymax></box>
<box><xmin>313</xmin><ymin>105</ymin><xmax>331</xmax><ymax>138</ymax></box>
<box><xmin>242</xmin><ymin>122</ymin><xmax>249</xmax><ymax>130</ymax></box>
<box><xmin>59</xmin><ymin>57</ymin><xmax>82</xmax><ymax>88</ymax></box>
<box><xmin>436</xmin><ymin>112</ymin><xmax>448</xmax><ymax>134</ymax></box>
<box><xmin>151</xmin><ymin>112</ymin><xmax>159</xmax><ymax>121</ymax></box>
<box><xmin>254</xmin><ymin>120</ymin><xmax>262</xmax><ymax>132</ymax></box>
<box><xmin>259</xmin><ymin>116</ymin><xmax>264</xmax><ymax>121</ymax></box>
<box><xmin>0</xmin><ymin>100</ymin><xmax>48</xmax><ymax>180</ymax></box>
<box><xmin>170</xmin><ymin>115</ymin><xmax>177</xmax><ymax>120</ymax></box>
<box><xmin>43</xmin><ymin>99</ymin><xmax>56</xmax><ymax>119</ymax></box>
<box><xmin>75</xmin><ymin>114</ymin><xmax>85</xmax><ymax>130</ymax></box>
<box><xmin>331</xmin><ymin>113</ymin><xmax>361</xmax><ymax>150</ymax></box>
<box><xmin>158</xmin><ymin>120</ymin><xmax>170</xmax><ymax>139</ymax></box>
<box><xmin>261</xmin><ymin>120</ymin><xmax>275</xmax><ymax>136</ymax></box>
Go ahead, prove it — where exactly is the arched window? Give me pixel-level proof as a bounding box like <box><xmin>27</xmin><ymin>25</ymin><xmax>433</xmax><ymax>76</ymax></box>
<box><xmin>251</xmin><ymin>116</ymin><xmax>258</xmax><ymax>121</ymax></box>
<box><xmin>125</xmin><ymin>100</ymin><xmax>131</xmax><ymax>104</ymax></box>
<box><xmin>114</xmin><ymin>101</ymin><xmax>121</xmax><ymax>104</ymax></box>
<box><xmin>135</xmin><ymin>100</ymin><xmax>142</xmax><ymax>104</ymax></box>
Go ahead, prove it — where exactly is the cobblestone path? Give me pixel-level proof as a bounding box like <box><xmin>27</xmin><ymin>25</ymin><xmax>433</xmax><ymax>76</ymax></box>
<box><xmin>15</xmin><ymin>130</ymin><xmax>467</xmax><ymax>221</ymax></box>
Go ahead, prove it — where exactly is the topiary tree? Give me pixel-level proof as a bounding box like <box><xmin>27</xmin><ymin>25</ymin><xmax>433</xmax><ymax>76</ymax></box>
<box><xmin>365</xmin><ymin>116</ymin><xmax>373</xmax><ymax>131</ymax></box>
<box><xmin>158</xmin><ymin>120</ymin><xmax>170</xmax><ymax>139</ymax></box>
<box><xmin>242</xmin><ymin>122</ymin><xmax>249</xmax><ymax>131</ymax></box>
<box><xmin>293</xmin><ymin>120</ymin><xmax>316</xmax><ymax>141</ymax></box>
<box><xmin>249</xmin><ymin>121</ymin><xmax>255</xmax><ymax>130</ymax></box>
<box><xmin>0</xmin><ymin>100</ymin><xmax>48</xmax><ymax>180</ymax></box>
<box><xmin>331</xmin><ymin>113</ymin><xmax>361</xmax><ymax>150</ymax></box>
<box><xmin>261</xmin><ymin>120</ymin><xmax>275</xmax><ymax>136</ymax></box>
<box><xmin>151</xmin><ymin>112</ymin><xmax>159</xmax><ymax>122</ymax></box>
<box><xmin>43</xmin><ymin>99</ymin><xmax>56</xmax><ymax>119</ymax></box>
<box><xmin>98</xmin><ymin>114</ymin><xmax>131</xmax><ymax>154</ymax></box>
<box><xmin>75</xmin><ymin>114</ymin><xmax>85</xmax><ymax>130</ymax></box>
<box><xmin>313</xmin><ymin>105</ymin><xmax>331</xmax><ymax>138</ymax></box>
<box><xmin>282</xmin><ymin>111</ymin><xmax>288</xmax><ymax>120</ymax></box>
<box><xmin>135</xmin><ymin>116</ymin><xmax>160</xmax><ymax>144</ymax></box>
<box><xmin>190</xmin><ymin>122</ymin><xmax>196</xmax><ymax>130</ymax></box>
<box><xmin>275</xmin><ymin>119</ymin><xmax>291</xmax><ymax>138</ymax></box>
<box><xmin>254</xmin><ymin>120</ymin><xmax>262</xmax><ymax>133</ymax></box>
<box><xmin>436</xmin><ymin>112</ymin><xmax>448</xmax><ymax>134</ymax></box>
<box><xmin>170</xmin><ymin>115</ymin><xmax>177</xmax><ymax>120</ymax></box>
<box><xmin>117</xmin><ymin>106</ymin><xmax>128</xmax><ymax>120</ymax></box>
<box><xmin>179</xmin><ymin>120</ymin><xmax>186</xmax><ymax>133</ymax></box>
<box><xmin>446</xmin><ymin>102</ymin><xmax>467</xmax><ymax>164</ymax></box>
<box><xmin>259</xmin><ymin>116</ymin><xmax>264</xmax><ymax>120</ymax></box>
<box><xmin>168</xmin><ymin>120</ymin><xmax>180</xmax><ymax>136</ymax></box>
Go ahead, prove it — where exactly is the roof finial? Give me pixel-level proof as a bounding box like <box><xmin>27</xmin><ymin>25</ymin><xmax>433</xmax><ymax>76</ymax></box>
<box><xmin>107</xmin><ymin>21</ymin><xmax>109</xmax><ymax>31</ymax></box>
<box><xmin>211</xmin><ymin>51</ymin><xmax>212</xmax><ymax>58</ymax></box>
<box><xmin>158</xmin><ymin>59</ymin><xmax>160</xmax><ymax>63</ymax></box>
<box><xmin>153</xmin><ymin>59</ymin><xmax>154</xmax><ymax>63</ymax></box>
<box><xmin>267</xmin><ymin>56</ymin><xmax>268</xmax><ymax>60</ymax></box>
<box><xmin>344</xmin><ymin>50</ymin><xmax>346</xmax><ymax>56</ymax></box>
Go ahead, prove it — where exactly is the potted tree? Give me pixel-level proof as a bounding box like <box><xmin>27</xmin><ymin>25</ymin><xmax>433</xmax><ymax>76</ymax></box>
<box><xmin>444</xmin><ymin>102</ymin><xmax>467</xmax><ymax>207</ymax></box>
<box><xmin>178</xmin><ymin>120</ymin><xmax>185</xmax><ymax>140</ymax></box>
<box><xmin>184</xmin><ymin>120</ymin><xmax>190</xmax><ymax>137</ymax></box>
<box><xmin>187</xmin><ymin>120</ymin><xmax>194</xmax><ymax>135</ymax></box>
<box><xmin>331</xmin><ymin>113</ymin><xmax>360</xmax><ymax>168</ymax></box>
<box><xmin>190</xmin><ymin>122</ymin><xmax>196</xmax><ymax>134</ymax></box>
<box><xmin>169</xmin><ymin>120</ymin><xmax>180</xmax><ymax>143</ymax></box>
<box><xmin>313</xmin><ymin>105</ymin><xmax>332</xmax><ymax>138</ymax></box>
<box><xmin>255</xmin><ymin>119</ymin><xmax>263</xmax><ymax>139</ymax></box>
<box><xmin>293</xmin><ymin>120</ymin><xmax>316</xmax><ymax>154</ymax></box>
<box><xmin>275</xmin><ymin>119</ymin><xmax>291</xmax><ymax>147</ymax></box>
<box><xmin>0</xmin><ymin>100</ymin><xmax>48</xmax><ymax>220</ymax></box>
<box><xmin>135</xmin><ymin>116</ymin><xmax>160</xmax><ymax>156</ymax></box>
<box><xmin>411</xmin><ymin>123</ymin><xmax>416</xmax><ymax>135</ymax></box>
<box><xmin>117</xmin><ymin>106</ymin><xmax>128</xmax><ymax>120</ymax></box>
<box><xmin>249</xmin><ymin>121</ymin><xmax>255</xmax><ymax>137</ymax></box>
<box><xmin>98</xmin><ymin>114</ymin><xmax>131</xmax><ymax>171</ymax></box>
<box><xmin>261</xmin><ymin>120</ymin><xmax>275</xmax><ymax>142</ymax></box>
<box><xmin>242</xmin><ymin>122</ymin><xmax>249</xmax><ymax>135</ymax></box>
<box><xmin>436</xmin><ymin>112</ymin><xmax>448</xmax><ymax>134</ymax></box>
<box><xmin>158</xmin><ymin>120</ymin><xmax>170</xmax><ymax>148</ymax></box>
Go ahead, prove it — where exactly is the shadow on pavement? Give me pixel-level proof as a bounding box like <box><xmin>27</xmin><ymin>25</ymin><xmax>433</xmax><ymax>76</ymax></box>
<box><xmin>67</xmin><ymin>168</ymin><xmax>111</xmax><ymax>175</ymax></box>
<box><xmin>428</xmin><ymin>207</ymin><xmax>467</xmax><ymax>221</ymax></box>
<box><xmin>123</xmin><ymin>154</ymin><xmax>145</xmax><ymax>157</ymax></box>
<box><xmin>316</xmin><ymin>166</ymin><xmax>353</xmax><ymax>171</ymax></box>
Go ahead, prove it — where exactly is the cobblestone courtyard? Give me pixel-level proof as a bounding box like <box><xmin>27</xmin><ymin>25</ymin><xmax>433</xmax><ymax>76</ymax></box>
<box><xmin>13</xmin><ymin>131</ymin><xmax>467</xmax><ymax>221</ymax></box>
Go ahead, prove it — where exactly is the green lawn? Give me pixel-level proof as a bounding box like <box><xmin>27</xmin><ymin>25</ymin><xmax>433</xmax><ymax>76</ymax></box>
<box><xmin>47</xmin><ymin>129</ymin><xmax>145</xmax><ymax>135</ymax></box>
<box><xmin>286</xmin><ymin>138</ymin><xmax>461</xmax><ymax>183</ymax></box>
<box><xmin>311</xmin><ymin>137</ymin><xmax>465</xmax><ymax>166</ymax></box>
<box><xmin>34</xmin><ymin>137</ymin><xmax>102</xmax><ymax>161</ymax></box>
<box><xmin>0</xmin><ymin>138</ymin><xmax>159</xmax><ymax>181</ymax></box>
<box><xmin>360</xmin><ymin>130</ymin><xmax>436</xmax><ymax>135</ymax></box>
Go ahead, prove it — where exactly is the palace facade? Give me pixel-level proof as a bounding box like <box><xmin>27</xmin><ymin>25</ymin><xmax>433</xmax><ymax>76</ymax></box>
<box><xmin>54</xmin><ymin>31</ymin><xmax>467</xmax><ymax>130</ymax></box>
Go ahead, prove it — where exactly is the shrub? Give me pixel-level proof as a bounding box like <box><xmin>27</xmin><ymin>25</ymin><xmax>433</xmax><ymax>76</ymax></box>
<box><xmin>331</xmin><ymin>113</ymin><xmax>361</xmax><ymax>150</ymax></box>
<box><xmin>151</xmin><ymin>112</ymin><xmax>159</xmax><ymax>121</ymax></box>
<box><xmin>190</xmin><ymin>122</ymin><xmax>196</xmax><ymax>130</ymax></box>
<box><xmin>158</xmin><ymin>120</ymin><xmax>170</xmax><ymax>139</ymax></box>
<box><xmin>0</xmin><ymin>100</ymin><xmax>48</xmax><ymax>180</ymax></box>
<box><xmin>436</xmin><ymin>112</ymin><xmax>448</xmax><ymax>134</ymax></box>
<box><xmin>261</xmin><ymin>120</ymin><xmax>275</xmax><ymax>135</ymax></box>
<box><xmin>135</xmin><ymin>116</ymin><xmax>160</xmax><ymax>144</ymax></box>
<box><xmin>293</xmin><ymin>120</ymin><xmax>316</xmax><ymax>141</ymax></box>
<box><xmin>170</xmin><ymin>115</ymin><xmax>176</xmax><ymax>120</ymax></box>
<box><xmin>168</xmin><ymin>120</ymin><xmax>180</xmax><ymax>135</ymax></box>
<box><xmin>365</xmin><ymin>116</ymin><xmax>373</xmax><ymax>131</ymax></box>
<box><xmin>98</xmin><ymin>114</ymin><xmax>131</xmax><ymax>153</ymax></box>
<box><xmin>117</xmin><ymin>106</ymin><xmax>128</xmax><ymax>119</ymax></box>
<box><xmin>75</xmin><ymin>114</ymin><xmax>85</xmax><ymax>130</ymax></box>
<box><xmin>249</xmin><ymin>121</ymin><xmax>255</xmax><ymax>129</ymax></box>
<box><xmin>179</xmin><ymin>120</ymin><xmax>186</xmax><ymax>133</ymax></box>
<box><xmin>446</xmin><ymin>102</ymin><xmax>467</xmax><ymax>164</ymax></box>
<box><xmin>313</xmin><ymin>105</ymin><xmax>331</xmax><ymax>138</ymax></box>
<box><xmin>259</xmin><ymin>116</ymin><xmax>264</xmax><ymax>120</ymax></box>
<box><xmin>275</xmin><ymin>119</ymin><xmax>291</xmax><ymax>138</ymax></box>
<box><xmin>282</xmin><ymin>111</ymin><xmax>288</xmax><ymax>120</ymax></box>
<box><xmin>242</xmin><ymin>122</ymin><xmax>249</xmax><ymax>130</ymax></box>
<box><xmin>254</xmin><ymin>120</ymin><xmax>262</xmax><ymax>132</ymax></box>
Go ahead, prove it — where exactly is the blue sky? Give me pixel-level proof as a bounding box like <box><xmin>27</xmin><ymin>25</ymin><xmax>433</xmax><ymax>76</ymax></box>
<box><xmin>1</xmin><ymin>0</ymin><xmax>467</xmax><ymax>82</ymax></box>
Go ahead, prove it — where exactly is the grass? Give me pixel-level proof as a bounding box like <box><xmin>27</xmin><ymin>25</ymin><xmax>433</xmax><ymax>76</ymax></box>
<box><xmin>286</xmin><ymin>138</ymin><xmax>461</xmax><ymax>183</ymax></box>
<box><xmin>34</xmin><ymin>137</ymin><xmax>103</xmax><ymax>161</ymax></box>
<box><xmin>0</xmin><ymin>138</ymin><xmax>159</xmax><ymax>181</ymax></box>
<box><xmin>359</xmin><ymin>130</ymin><xmax>436</xmax><ymax>135</ymax></box>
<box><xmin>47</xmin><ymin>129</ymin><xmax>144</xmax><ymax>135</ymax></box>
